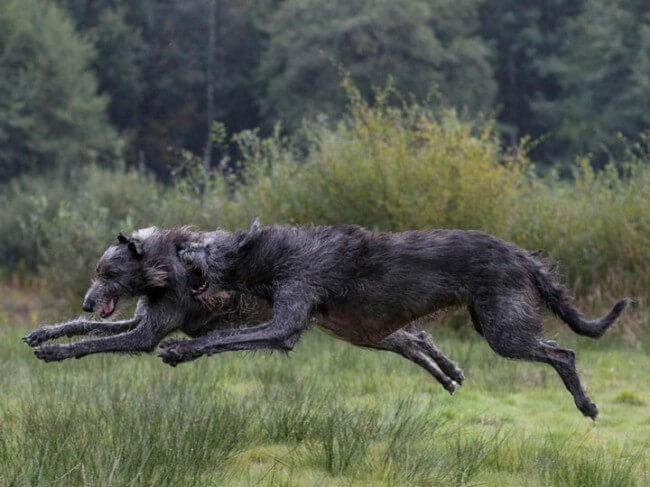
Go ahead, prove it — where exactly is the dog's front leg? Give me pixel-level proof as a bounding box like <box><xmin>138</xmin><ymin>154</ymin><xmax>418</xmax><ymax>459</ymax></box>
<box><xmin>23</xmin><ymin>318</ymin><xmax>141</xmax><ymax>347</ymax></box>
<box><xmin>159</xmin><ymin>283</ymin><xmax>313</xmax><ymax>365</ymax></box>
<box><xmin>32</xmin><ymin>318</ymin><xmax>173</xmax><ymax>362</ymax></box>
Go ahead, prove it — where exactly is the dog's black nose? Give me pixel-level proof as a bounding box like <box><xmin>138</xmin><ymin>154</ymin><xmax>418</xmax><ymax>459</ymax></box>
<box><xmin>82</xmin><ymin>299</ymin><xmax>95</xmax><ymax>313</ymax></box>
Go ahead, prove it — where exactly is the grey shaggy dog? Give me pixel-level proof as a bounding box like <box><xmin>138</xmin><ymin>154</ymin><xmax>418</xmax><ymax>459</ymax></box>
<box><xmin>23</xmin><ymin>227</ymin><xmax>466</xmax><ymax>393</ymax></box>
<box><xmin>165</xmin><ymin>219</ymin><xmax>630</xmax><ymax>419</ymax></box>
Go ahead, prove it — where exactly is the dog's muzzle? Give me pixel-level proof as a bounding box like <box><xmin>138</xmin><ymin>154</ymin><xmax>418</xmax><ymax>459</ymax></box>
<box><xmin>82</xmin><ymin>298</ymin><xmax>96</xmax><ymax>313</ymax></box>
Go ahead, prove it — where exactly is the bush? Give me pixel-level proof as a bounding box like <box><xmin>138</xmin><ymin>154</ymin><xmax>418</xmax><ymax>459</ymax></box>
<box><xmin>508</xmin><ymin>157</ymin><xmax>650</xmax><ymax>294</ymax></box>
<box><xmin>226</xmin><ymin>91</ymin><xmax>649</xmax><ymax>301</ymax></box>
<box><xmin>233</xmin><ymin>90</ymin><xmax>525</xmax><ymax>234</ymax></box>
<box><xmin>1</xmin><ymin>94</ymin><xmax>647</xmax><ymax>321</ymax></box>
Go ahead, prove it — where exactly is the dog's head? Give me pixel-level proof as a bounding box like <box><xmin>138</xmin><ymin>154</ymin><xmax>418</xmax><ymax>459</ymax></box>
<box><xmin>178</xmin><ymin>218</ymin><xmax>262</xmax><ymax>297</ymax></box>
<box><xmin>178</xmin><ymin>234</ymin><xmax>221</xmax><ymax>300</ymax></box>
<box><xmin>82</xmin><ymin>228</ymin><xmax>162</xmax><ymax>318</ymax></box>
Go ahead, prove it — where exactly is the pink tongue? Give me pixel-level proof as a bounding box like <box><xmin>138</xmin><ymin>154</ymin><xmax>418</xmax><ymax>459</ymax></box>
<box><xmin>102</xmin><ymin>299</ymin><xmax>115</xmax><ymax>315</ymax></box>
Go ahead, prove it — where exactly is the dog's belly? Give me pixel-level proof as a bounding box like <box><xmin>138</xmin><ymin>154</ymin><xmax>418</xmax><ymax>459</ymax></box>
<box><xmin>314</xmin><ymin>307</ymin><xmax>411</xmax><ymax>345</ymax></box>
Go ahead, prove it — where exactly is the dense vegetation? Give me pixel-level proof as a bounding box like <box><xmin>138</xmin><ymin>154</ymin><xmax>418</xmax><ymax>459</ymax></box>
<box><xmin>0</xmin><ymin>3</ymin><xmax>648</xmax><ymax>484</ymax></box>
<box><xmin>0</xmin><ymin>0</ymin><xmax>648</xmax><ymax>180</ymax></box>
<box><xmin>1</xmin><ymin>94</ymin><xmax>648</xmax><ymax>339</ymax></box>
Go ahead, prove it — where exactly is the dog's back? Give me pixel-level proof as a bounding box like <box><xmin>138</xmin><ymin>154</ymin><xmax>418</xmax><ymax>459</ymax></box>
<box><xmin>242</xmin><ymin>225</ymin><xmax>533</xmax><ymax>304</ymax></box>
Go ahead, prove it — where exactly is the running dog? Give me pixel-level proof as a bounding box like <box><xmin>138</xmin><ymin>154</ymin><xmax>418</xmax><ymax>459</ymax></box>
<box><xmin>166</xmin><ymin>220</ymin><xmax>629</xmax><ymax>418</ymax></box>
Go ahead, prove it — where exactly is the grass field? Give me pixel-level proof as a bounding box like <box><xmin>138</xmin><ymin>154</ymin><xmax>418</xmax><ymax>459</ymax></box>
<box><xmin>0</xmin><ymin>309</ymin><xmax>647</xmax><ymax>486</ymax></box>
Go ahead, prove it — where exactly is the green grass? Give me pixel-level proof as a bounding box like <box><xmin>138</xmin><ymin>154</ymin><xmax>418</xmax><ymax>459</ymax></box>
<box><xmin>0</xmin><ymin>323</ymin><xmax>648</xmax><ymax>486</ymax></box>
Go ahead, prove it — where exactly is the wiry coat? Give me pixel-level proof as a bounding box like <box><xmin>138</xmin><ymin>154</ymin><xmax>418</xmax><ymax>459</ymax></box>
<box><xmin>23</xmin><ymin>227</ymin><xmax>269</xmax><ymax>356</ymax></box>
<box><xmin>171</xmin><ymin>220</ymin><xmax>629</xmax><ymax>419</ymax></box>
<box><xmin>24</xmin><ymin>226</ymin><xmax>467</xmax><ymax>394</ymax></box>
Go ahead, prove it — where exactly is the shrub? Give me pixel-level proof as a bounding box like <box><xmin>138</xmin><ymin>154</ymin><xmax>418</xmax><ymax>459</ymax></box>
<box><xmin>0</xmin><ymin>93</ymin><xmax>647</xmax><ymax>324</ymax></box>
<box><xmin>225</xmin><ymin>93</ymin><xmax>649</xmax><ymax>303</ymax></box>
<box><xmin>507</xmin><ymin>157</ymin><xmax>650</xmax><ymax>294</ymax></box>
<box><xmin>233</xmin><ymin>91</ymin><xmax>525</xmax><ymax>235</ymax></box>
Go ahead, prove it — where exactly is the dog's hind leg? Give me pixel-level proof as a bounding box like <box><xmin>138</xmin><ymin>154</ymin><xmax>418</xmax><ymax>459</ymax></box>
<box><xmin>472</xmin><ymin>297</ymin><xmax>599</xmax><ymax>419</ymax></box>
<box><xmin>23</xmin><ymin>318</ymin><xmax>140</xmax><ymax>347</ymax></box>
<box><xmin>363</xmin><ymin>330</ymin><xmax>458</xmax><ymax>394</ymax></box>
<box><xmin>538</xmin><ymin>341</ymin><xmax>598</xmax><ymax>418</ymax></box>
<box><xmin>407</xmin><ymin>329</ymin><xmax>465</xmax><ymax>385</ymax></box>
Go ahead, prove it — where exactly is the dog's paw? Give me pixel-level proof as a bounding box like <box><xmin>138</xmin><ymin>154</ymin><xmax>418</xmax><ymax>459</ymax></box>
<box><xmin>447</xmin><ymin>366</ymin><xmax>465</xmax><ymax>386</ymax></box>
<box><xmin>33</xmin><ymin>345</ymin><xmax>69</xmax><ymax>362</ymax></box>
<box><xmin>578</xmin><ymin>400</ymin><xmax>599</xmax><ymax>421</ymax></box>
<box><xmin>158</xmin><ymin>347</ymin><xmax>182</xmax><ymax>367</ymax></box>
<box><xmin>158</xmin><ymin>342</ymin><xmax>191</xmax><ymax>367</ymax></box>
<box><xmin>443</xmin><ymin>379</ymin><xmax>457</xmax><ymax>395</ymax></box>
<box><xmin>23</xmin><ymin>327</ymin><xmax>54</xmax><ymax>347</ymax></box>
<box><xmin>441</xmin><ymin>361</ymin><xmax>465</xmax><ymax>385</ymax></box>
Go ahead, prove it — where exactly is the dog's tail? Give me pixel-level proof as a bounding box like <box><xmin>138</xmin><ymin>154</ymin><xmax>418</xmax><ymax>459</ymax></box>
<box><xmin>527</xmin><ymin>252</ymin><xmax>630</xmax><ymax>338</ymax></box>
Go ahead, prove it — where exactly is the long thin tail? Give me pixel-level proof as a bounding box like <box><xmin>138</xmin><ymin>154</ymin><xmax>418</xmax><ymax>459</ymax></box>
<box><xmin>528</xmin><ymin>254</ymin><xmax>630</xmax><ymax>338</ymax></box>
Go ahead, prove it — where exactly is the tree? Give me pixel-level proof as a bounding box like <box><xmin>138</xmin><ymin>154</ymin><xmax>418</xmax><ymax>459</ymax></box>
<box><xmin>479</xmin><ymin>0</ymin><xmax>584</xmax><ymax>155</ymax></box>
<box><xmin>532</xmin><ymin>0</ymin><xmax>650</xmax><ymax>166</ymax></box>
<box><xmin>56</xmin><ymin>0</ymin><xmax>264</xmax><ymax>178</ymax></box>
<box><xmin>0</xmin><ymin>0</ymin><xmax>120</xmax><ymax>181</ymax></box>
<box><xmin>258</xmin><ymin>0</ymin><xmax>496</xmax><ymax>130</ymax></box>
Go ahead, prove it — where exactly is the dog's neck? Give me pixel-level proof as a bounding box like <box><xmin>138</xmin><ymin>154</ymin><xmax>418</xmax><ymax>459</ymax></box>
<box><xmin>142</xmin><ymin>228</ymin><xmax>202</xmax><ymax>297</ymax></box>
<box><xmin>214</xmin><ymin>228</ymin><xmax>285</xmax><ymax>297</ymax></box>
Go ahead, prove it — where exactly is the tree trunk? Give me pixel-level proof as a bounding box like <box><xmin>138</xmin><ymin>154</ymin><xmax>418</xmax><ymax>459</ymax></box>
<box><xmin>203</xmin><ymin>0</ymin><xmax>217</xmax><ymax>169</ymax></box>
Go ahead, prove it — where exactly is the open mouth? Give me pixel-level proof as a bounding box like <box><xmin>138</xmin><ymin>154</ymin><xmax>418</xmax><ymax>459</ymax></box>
<box><xmin>189</xmin><ymin>266</ymin><xmax>209</xmax><ymax>297</ymax></box>
<box><xmin>191</xmin><ymin>282</ymin><xmax>209</xmax><ymax>296</ymax></box>
<box><xmin>100</xmin><ymin>297</ymin><xmax>118</xmax><ymax>318</ymax></box>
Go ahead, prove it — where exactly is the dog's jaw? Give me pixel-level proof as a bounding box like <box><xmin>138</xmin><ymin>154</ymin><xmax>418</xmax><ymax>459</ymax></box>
<box><xmin>100</xmin><ymin>297</ymin><xmax>118</xmax><ymax>318</ymax></box>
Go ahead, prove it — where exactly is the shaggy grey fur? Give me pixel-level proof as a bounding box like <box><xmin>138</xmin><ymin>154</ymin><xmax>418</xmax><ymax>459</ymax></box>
<box><xmin>23</xmin><ymin>227</ymin><xmax>465</xmax><ymax>393</ymax></box>
<box><xmin>167</xmin><ymin>220</ymin><xmax>629</xmax><ymax>419</ymax></box>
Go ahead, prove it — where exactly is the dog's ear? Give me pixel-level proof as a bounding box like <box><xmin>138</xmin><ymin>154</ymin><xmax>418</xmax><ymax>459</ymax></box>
<box><xmin>249</xmin><ymin>217</ymin><xmax>261</xmax><ymax>233</ymax></box>
<box><xmin>238</xmin><ymin>217</ymin><xmax>261</xmax><ymax>253</ymax></box>
<box><xmin>128</xmin><ymin>239</ymin><xmax>144</xmax><ymax>259</ymax></box>
<box><xmin>117</xmin><ymin>232</ymin><xmax>130</xmax><ymax>244</ymax></box>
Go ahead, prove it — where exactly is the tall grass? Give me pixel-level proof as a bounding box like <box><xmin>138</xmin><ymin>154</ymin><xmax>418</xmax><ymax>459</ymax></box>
<box><xmin>1</xmin><ymin>325</ymin><xmax>647</xmax><ymax>486</ymax></box>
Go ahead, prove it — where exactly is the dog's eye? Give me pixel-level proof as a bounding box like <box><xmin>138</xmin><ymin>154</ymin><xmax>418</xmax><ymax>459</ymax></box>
<box><xmin>102</xmin><ymin>271</ymin><xmax>116</xmax><ymax>279</ymax></box>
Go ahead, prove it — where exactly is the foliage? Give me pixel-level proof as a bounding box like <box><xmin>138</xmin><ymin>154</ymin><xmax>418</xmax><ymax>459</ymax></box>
<box><xmin>54</xmin><ymin>0</ymin><xmax>263</xmax><ymax>178</ymax></box>
<box><xmin>0</xmin><ymin>0</ymin><xmax>121</xmax><ymax>181</ymax></box>
<box><xmin>236</xmin><ymin>84</ymin><xmax>521</xmax><ymax>233</ymax></box>
<box><xmin>478</xmin><ymin>1</ymin><xmax>581</xmax><ymax>156</ymax></box>
<box><xmin>1</xmin><ymin>96</ymin><xmax>647</xmax><ymax>314</ymax></box>
<box><xmin>532</xmin><ymin>0</ymin><xmax>650</xmax><ymax>167</ymax></box>
<box><xmin>507</xmin><ymin>144</ymin><xmax>650</xmax><ymax>293</ymax></box>
<box><xmin>87</xmin><ymin>8</ymin><xmax>144</xmax><ymax>134</ymax></box>
<box><xmin>258</xmin><ymin>0</ymin><xmax>495</xmax><ymax>131</ymax></box>
<box><xmin>0</xmin><ymin>0</ymin><xmax>641</xmax><ymax>180</ymax></box>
